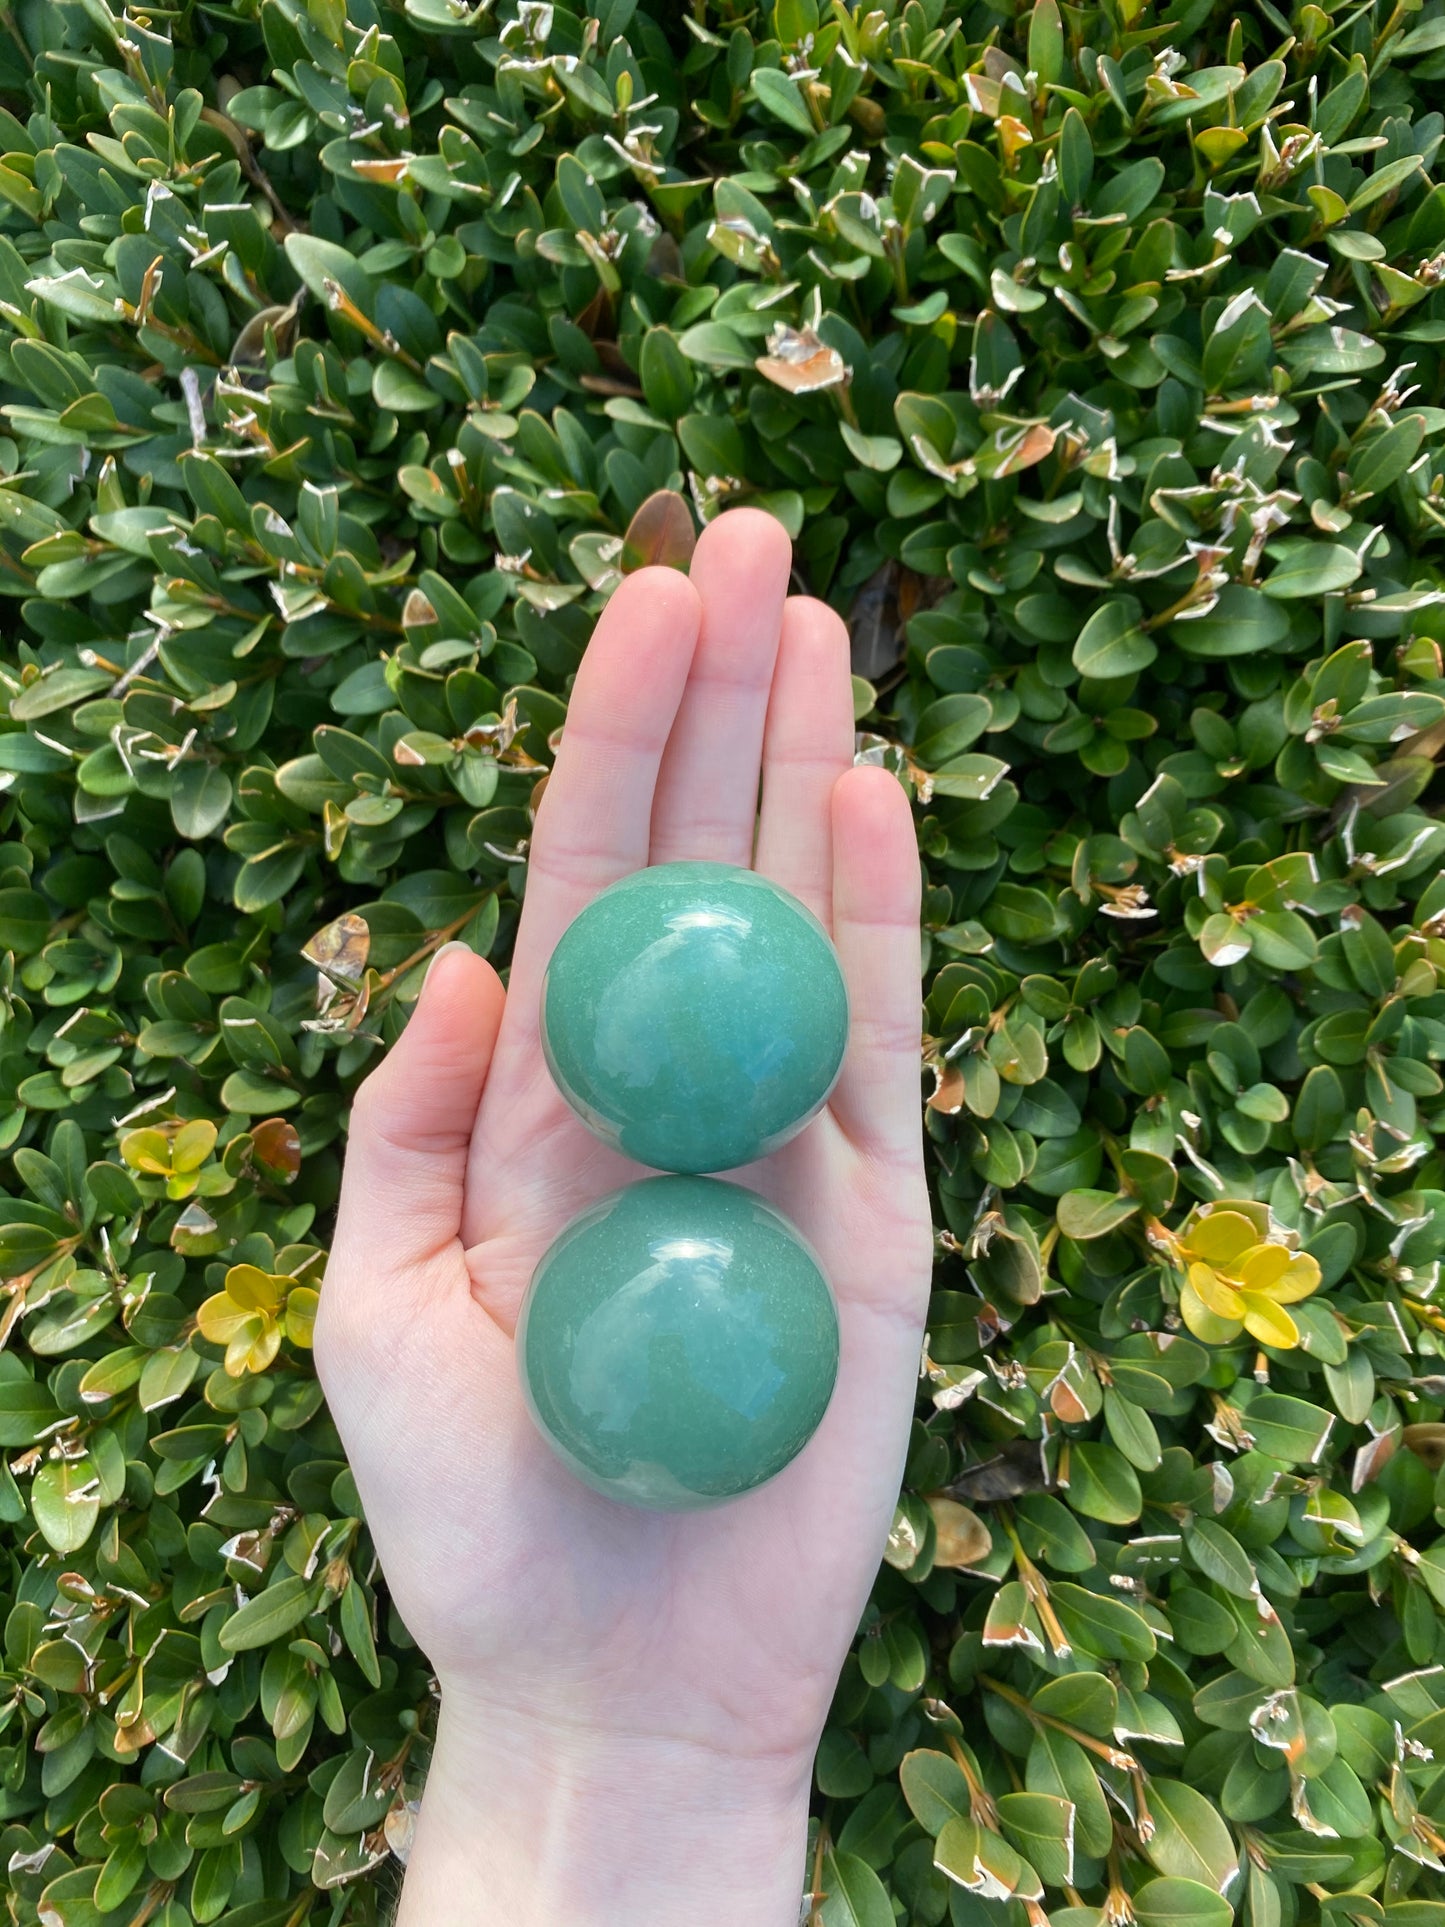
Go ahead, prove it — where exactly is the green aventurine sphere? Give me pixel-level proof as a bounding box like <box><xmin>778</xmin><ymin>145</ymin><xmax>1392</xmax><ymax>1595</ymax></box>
<box><xmin>516</xmin><ymin>1176</ymin><xmax>839</xmax><ymax>1510</ymax></box>
<box><xmin>540</xmin><ymin>861</ymin><xmax>849</xmax><ymax>1174</ymax></box>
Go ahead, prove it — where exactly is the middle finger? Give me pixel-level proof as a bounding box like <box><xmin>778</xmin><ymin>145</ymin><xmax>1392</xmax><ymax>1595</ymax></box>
<box><xmin>648</xmin><ymin>507</ymin><xmax>792</xmax><ymax>868</ymax></box>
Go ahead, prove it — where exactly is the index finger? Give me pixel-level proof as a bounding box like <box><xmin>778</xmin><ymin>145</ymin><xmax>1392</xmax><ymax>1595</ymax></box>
<box><xmin>502</xmin><ymin>565</ymin><xmax>702</xmax><ymax>1024</ymax></box>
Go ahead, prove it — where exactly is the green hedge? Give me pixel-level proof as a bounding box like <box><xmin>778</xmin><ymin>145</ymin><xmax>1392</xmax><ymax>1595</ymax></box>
<box><xmin>3</xmin><ymin>0</ymin><xmax>1445</xmax><ymax>1921</ymax></box>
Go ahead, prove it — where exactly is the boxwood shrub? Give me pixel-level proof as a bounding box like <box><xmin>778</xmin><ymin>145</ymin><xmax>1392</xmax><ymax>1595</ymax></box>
<box><xmin>2</xmin><ymin>0</ymin><xmax>1445</xmax><ymax>1921</ymax></box>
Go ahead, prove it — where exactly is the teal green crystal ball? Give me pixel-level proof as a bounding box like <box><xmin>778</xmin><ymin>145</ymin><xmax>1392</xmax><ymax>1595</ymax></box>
<box><xmin>516</xmin><ymin>1176</ymin><xmax>839</xmax><ymax>1510</ymax></box>
<box><xmin>540</xmin><ymin>861</ymin><xmax>849</xmax><ymax>1174</ymax></box>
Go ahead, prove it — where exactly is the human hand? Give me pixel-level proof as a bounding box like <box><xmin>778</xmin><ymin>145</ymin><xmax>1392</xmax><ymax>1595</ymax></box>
<box><xmin>315</xmin><ymin>510</ymin><xmax>933</xmax><ymax>1925</ymax></box>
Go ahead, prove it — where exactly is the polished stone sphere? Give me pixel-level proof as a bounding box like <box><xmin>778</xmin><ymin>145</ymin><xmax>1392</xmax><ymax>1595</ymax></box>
<box><xmin>540</xmin><ymin>861</ymin><xmax>849</xmax><ymax>1174</ymax></box>
<box><xmin>516</xmin><ymin>1176</ymin><xmax>839</xmax><ymax>1510</ymax></box>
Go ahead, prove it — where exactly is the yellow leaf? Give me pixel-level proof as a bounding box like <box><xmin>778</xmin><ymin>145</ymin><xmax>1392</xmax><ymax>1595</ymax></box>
<box><xmin>1194</xmin><ymin>125</ymin><xmax>1249</xmax><ymax>169</ymax></box>
<box><xmin>196</xmin><ymin>1292</ymin><xmax>250</xmax><ymax>1344</ymax></box>
<box><xmin>1184</xmin><ymin>1210</ymin><xmax>1257</xmax><ymax>1265</ymax></box>
<box><xmin>1180</xmin><ymin>1277</ymin><xmax>1244</xmax><ymax>1345</ymax></box>
<box><xmin>1188</xmin><ymin>1261</ymin><xmax>1244</xmax><ymax>1320</ymax></box>
<box><xmin>285</xmin><ymin>1286</ymin><xmax>319</xmax><ymax>1348</ymax></box>
<box><xmin>927</xmin><ymin>1496</ymin><xmax>992</xmax><ymax>1568</ymax></box>
<box><xmin>225</xmin><ymin>1263</ymin><xmax>289</xmax><ymax>1312</ymax></box>
<box><xmin>1240</xmin><ymin>1293</ymin><xmax>1299</xmax><ymax>1349</ymax></box>
<box><xmin>1235</xmin><ymin>1243</ymin><xmax>1292</xmax><ymax>1294</ymax></box>
<box><xmin>247</xmin><ymin>1321</ymin><xmax>282</xmax><ymax>1375</ymax></box>
<box><xmin>1271</xmin><ymin>1254</ymin><xmax>1322</xmax><ymax>1304</ymax></box>
<box><xmin>224</xmin><ymin>1313</ymin><xmax>280</xmax><ymax>1378</ymax></box>
<box><xmin>172</xmin><ymin>1119</ymin><xmax>218</xmax><ymax>1175</ymax></box>
<box><xmin>120</xmin><ymin>1126</ymin><xmax>172</xmax><ymax>1175</ymax></box>
<box><xmin>997</xmin><ymin>115</ymin><xmax>1033</xmax><ymax>166</ymax></box>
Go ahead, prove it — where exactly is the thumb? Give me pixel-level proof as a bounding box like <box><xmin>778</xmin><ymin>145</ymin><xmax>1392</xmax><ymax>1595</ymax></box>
<box><xmin>331</xmin><ymin>942</ymin><xmax>506</xmax><ymax>1278</ymax></box>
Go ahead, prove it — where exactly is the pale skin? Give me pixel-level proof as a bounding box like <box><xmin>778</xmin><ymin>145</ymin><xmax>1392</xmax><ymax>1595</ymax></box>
<box><xmin>316</xmin><ymin>509</ymin><xmax>934</xmax><ymax>1924</ymax></box>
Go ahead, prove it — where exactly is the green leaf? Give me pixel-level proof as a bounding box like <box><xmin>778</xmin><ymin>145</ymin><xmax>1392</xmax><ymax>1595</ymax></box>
<box><xmin>322</xmin><ymin>1748</ymin><xmax>394</xmax><ymax>1833</ymax></box>
<box><xmin>1033</xmin><ymin>1672</ymin><xmax>1117</xmax><ymax>1737</ymax></box>
<box><xmin>1057</xmin><ymin>1189</ymin><xmax>1140</xmax><ymax>1239</ymax></box>
<box><xmin>1245</xmin><ymin>1393</ymin><xmax>1335</xmax><ymax>1464</ymax></box>
<box><xmin>1050</xmin><ymin>1582</ymin><xmax>1157</xmax><ymax>1660</ymax></box>
<box><xmin>996</xmin><ymin>1791</ymin><xmax>1074</xmax><ymax>1886</ymax></box>
<box><xmin>750</xmin><ymin>66</ymin><xmax>816</xmax><ymax>136</ymax></box>
<box><xmin>10</xmin><ymin>666</ymin><xmax>111</xmax><ymax>720</ymax></box>
<box><xmin>840</xmin><ymin>424</ymin><xmax>903</xmax><ymax>470</ymax></box>
<box><xmin>1143</xmin><ymin>1781</ymin><xmax>1240</xmax><ymax>1892</ymax></box>
<box><xmin>900</xmin><ymin>1750</ymin><xmax>972</xmax><ymax>1834</ymax></box>
<box><xmin>639</xmin><ymin>328</ymin><xmax>695</xmax><ymax>421</ymax></box>
<box><xmin>218</xmin><ymin>1576</ymin><xmax>320</xmax><ymax>1651</ymax></box>
<box><xmin>1349</xmin><ymin>153</ymin><xmax>1424</xmax><ymax>213</ymax></box>
<box><xmin>1173</xmin><ymin>585</ymin><xmax>1290</xmax><ymax>658</ymax></box>
<box><xmin>338</xmin><ymin>1574</ymin><xmax>382</xmax><ymax>1687</ymax></box>
<box><xmin>1015</xmin><ymin>1493</ymin><xmax>1098</xmax><ymax>1572</ymax></box>
<box><xmin>1133</xmin><ymin>1878</ymin><xmax>1236</xmax><ymax>1927</ymax></box>
<box><xmin>1260</xmin><ymin>543</ymin><xmax>1362</xmax><ymax>599</ymax></box>
<box><xmin>1345</xmin><ymin>415</ymin><xmax>1426</xmax><ymax>500</ymax></box>
<box><xmin>31</xmin><ymin>1455</ymin><xmax>100</xmax><ymax>1552</ymax></box>
<box><xmin>1201</xmin><ymin>291</ymin><xmax>1272</xmax><ymax>393</ymax></box>
<box><xmin>284</xmin><ymin>232</ymin><xmax>377</xmax><ymax>312</ymax></box>
<box><xmin>1103</xmin><ymin>1389</ymin><xmax>1162</xmax><ymax>1472</ymax></box>
<box><xmin>172</xmin><ymin>762</ymin><xmax>234</xmax><ymax>840</ymax></box>
<box><xmin>1340</xmin><ymin>909</ymin><xmax>1396</xmax><ymax>999</ymax></box>
<box><xmin>0</xmin><ymin>1374</ymin><xmax>63</xmax><ymax>1445</ymax></box>
<box><xmin>1073</xmin><ymin>597</ymin><xmax>1156</xmax><ymax>678</ymax></box>
<box><xmin>818</xmin><ymin>1847</ymin><xmax>895</xmax><ymax>1927</ymax></box>
<box><xmin>1064</xmin><ymin>1442</ymin><xmax>1142</xmax><ymax>1524</ymax></box>
<box><xmin>1185</xmin><ymin>1519</ymin><xmax>1257</xmax><ymax>1598</ymax></box>
<box><xmin>1246</xmin><ymin>910</ymin><xmax>1317</xmax><ymax>972</ymax></box>
<box><xmin>0</xmin><ymin>887</ymin><xmax>52</xmax><ymax>954</ymax></box>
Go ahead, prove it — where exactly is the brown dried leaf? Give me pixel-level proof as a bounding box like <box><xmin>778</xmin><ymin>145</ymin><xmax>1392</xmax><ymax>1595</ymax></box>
<box><xmin>251</xmin><ymin>1118</ymin><xmax>302</xmax><ymax>1180</ymax></box>
<box><xmin>928</xmin><ymin>1059</ymin><xmax>966</xmax><ymax>1115</ymax></box>
<box><xmin>499</xmin><ymin>740</ymin><xmax>548</xmax><ymax>772</ymax></box>
<box><xmin>302</xmin><ymin>912</ymin><xmax>371</xmax><ymax>983</ymax></box>
<box><xmin>579</xmin><ymin>371</ymin><xmax>646</xmax><ymax>398</ymax></box>
<box><xmin>111</xmin><ymin>1716</ymin><xmax>158</xmax><ymax>1756</ymax></box>
<box><xmin>927</xmin><ymin>1496</ymin><xmax>992</xmax><ymax>1568</ymax></box>
<box><xmin>964</xmin><ymin>72</ymin><xmax>1003</xmax><ymax>117</ymax></box>
<box><xmin>948</xmin><ymin>1438</ymin><xmax>1054</xmax><ymax>1504</ymax></box>
<box><xmin>645</xmin><ymin>232</ymin><xmax>687</xmax><ymax>285</ymax></box>
<box><xmin>754</xmin><ymin>324</ymin><xmax>849</xmax><ymax>395</ymax></box>
<box><xmin>998</xmin><ymin>115</ymin><xmax>1033</xmax><ymax>164</ymax></box>
<box><xmin>849</xmin><ymin>561</ymin><xmax>905</xmax><ymax>681</ymax></box>
<box><xmin>351</xmin><ymin>158</ymin><xmax>410</xmax><ymax>184</ymax></box>
<box><xmin>576</xmin><ymin>287</ymin><xmax>615</xmax><ymax>340</ymax></box>
<box><xmin>622</xmin><ymin>489</ymin><xmax>697</xmax><ymax>574</ymax></box>
<box><xmin>1403</xmin><ymin>1422</ymin><xmax>1445</xmax><ymax>1470</ymax></box>
<box><xmin>1050</xmin><ymin>1369</ymin><xmax>1092</xmax><ymax>1425</ymax></box>
<box><xmin>229</xmin><ymin>296</ymin><xmax>303</xmax><ymax>368</ymax></box>
<box><xmin>302</xmin><ymin>972</ymin><xmax>373</xmax><ymax>1036</ymax></box>
<box><xmin>384</xmin><ymin>1798</ymin><xmax>420</xmax><ymax>1866</ymax></box>
<box><xmin>402</xmin><ymin>589</ymin><xmax>438</xmax><ymax>629</ymax></box>
<box><xmin>994</xmin><ymin>422</ymin><xmax>1056</xmax><ymax>477</ymax></box>
<box><xmin>172</xmin><ymin>1201</ymin><xmax>217</xmax><ymax>1235</ymax></box>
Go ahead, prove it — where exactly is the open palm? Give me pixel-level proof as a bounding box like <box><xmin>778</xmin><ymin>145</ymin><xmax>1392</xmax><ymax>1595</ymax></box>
<box><xmin>316</xmin><ymin>510</ymin><xmax>932</xmax><ymax>1914</ymax></box>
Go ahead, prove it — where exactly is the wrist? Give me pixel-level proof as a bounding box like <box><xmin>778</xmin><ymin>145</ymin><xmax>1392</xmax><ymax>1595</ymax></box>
<box><xmin>396</xmin><ymin>1693</ymin><xmax>814</xmax><ymax>1927</ymax></box>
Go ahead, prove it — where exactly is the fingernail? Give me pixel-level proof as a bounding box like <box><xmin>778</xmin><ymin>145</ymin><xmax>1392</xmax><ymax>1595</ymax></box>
<box><xmin>426</xmin><ymin>939</ymin><xmax>473</xmax><ymax>982</ymax></box>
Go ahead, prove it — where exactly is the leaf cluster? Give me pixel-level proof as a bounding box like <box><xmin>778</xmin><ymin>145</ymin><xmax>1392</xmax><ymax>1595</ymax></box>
<box><xmin>1</xmin><ymin>0</ymin><xmax>1445</xmax><ymax>1923</ymax></box>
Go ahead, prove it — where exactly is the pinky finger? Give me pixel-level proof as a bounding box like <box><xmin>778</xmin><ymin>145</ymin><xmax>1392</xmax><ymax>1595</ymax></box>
<box><xmin>827</xmin><ymin>765</ymin><xmax>924</xmax><ymax>1167</ymax></box>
